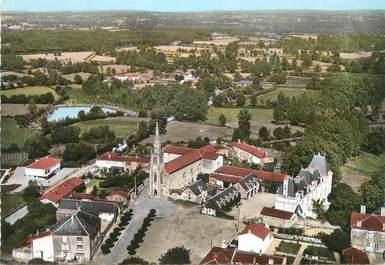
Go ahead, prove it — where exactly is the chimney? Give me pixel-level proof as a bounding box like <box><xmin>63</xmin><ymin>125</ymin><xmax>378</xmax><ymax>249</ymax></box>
<box><xmin>283</xmin><ymin>177</ymin><xmax>289</xmax><ymax>197</ymax></box>
<box><xmin>253</xmin><ymin>257</ymin><xmax>256</xmax><ymax>264</ymax></box>
<box><xmin>108</xmin><ymin>153</ymin><xmax>111</xmax><ymax>159</ymax></box>
<box><xmin>381</xmin><ymin>207</ymin><xmax>385</xmax><ymax>217</ymax></box>
<box><xmin>268</xmin><ymin>257</ymin><xmax>274</xmax><ymax>265</ymax></box>
<box><xmin>265</xmin><ymin>223</ymin><xmax>269</xmax><ymax>229</ymax></box>
<box><xmin>357</xmin><ymin>221</ymin><xmax>362</xmax><ymax>227</ymax></box>
<box><xmin>238</xmin><ymin>139</ymin><xmax>241</xmax><ymax>143</ymax></box>
<box><xmin>360</xmin><ymin>205</ymin><xmax>366</xmax><ymax>214</ymax></box>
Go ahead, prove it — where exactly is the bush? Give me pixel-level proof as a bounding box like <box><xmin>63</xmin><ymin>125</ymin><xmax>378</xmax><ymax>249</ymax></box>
<box><xmin>159</xmin><ymin>246</ymin><xmax>191</xmax><ymax>264</ymax></box>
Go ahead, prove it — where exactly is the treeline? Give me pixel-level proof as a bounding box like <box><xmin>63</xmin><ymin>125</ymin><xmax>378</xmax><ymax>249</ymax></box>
<box><xmin>2</xmin><ymin>28</ymin><xmax>210</xmax><ymax>54</ymax></box>
<box><xmin>280</xmin><ymin>75</ymin><xmax>385</xmax><ymax>178</ymax></box>
<box><xmin>132</xmin><ymin>84</ymin><xmax>208</xmax><ymax>121</ymax></box>
<box><xmin>116</xmin><ymin>50</ymin><xmax>171</xmax><ymax>72</ymax></box>
<box><xmin>276</xmin><ymin>33</ymin><xmax>385</xmax><ymax>54</ymax></box>
<box><xmin>1</xmin><ymin>92</ymin><xmax>55</xmax><ymax>104</ymax></box>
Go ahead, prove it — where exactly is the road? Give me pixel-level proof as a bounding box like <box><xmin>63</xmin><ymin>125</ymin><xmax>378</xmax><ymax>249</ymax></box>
<box><xmin>92</xmin><ymin>184</ymin><xmax>176</xmax><ymax>265</ymax></box>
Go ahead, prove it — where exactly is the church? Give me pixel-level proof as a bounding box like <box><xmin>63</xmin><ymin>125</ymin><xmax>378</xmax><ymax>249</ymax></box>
<box><xmin>149</xmin><ymin>123</ymin><xmax>224</xmax><ymax>198</ymax></box>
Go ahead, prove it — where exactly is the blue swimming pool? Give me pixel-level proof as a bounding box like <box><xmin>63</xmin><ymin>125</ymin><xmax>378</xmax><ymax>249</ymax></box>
<box><xmin>47</xmin><ymin>106</ymin><xmax>116</xmax><ymax>122</ymax></box>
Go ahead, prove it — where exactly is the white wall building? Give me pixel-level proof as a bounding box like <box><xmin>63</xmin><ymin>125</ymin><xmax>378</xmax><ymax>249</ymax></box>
<box><xmin>32</xmin><ymin>232</ymin><xmax>55</xmax><ymax>262</ymax></box>
<box><xmin>25</xmin><ymin>156</ymin><xmax>61</xmax><ymax>181</ymax></box>
<box><xmin>274</xmin><ymin>153</ymin><xmax>333</xmax><ymax>218</ymax></box>
<box><xmin>230</xmin><ymin>142</ymin><xmax>273</xmax><ymax>165</ymax></box>
<box><xmin>238</xmin><ymin>223</ymin><xmax>273</xmax><ymax>254</ymax></box>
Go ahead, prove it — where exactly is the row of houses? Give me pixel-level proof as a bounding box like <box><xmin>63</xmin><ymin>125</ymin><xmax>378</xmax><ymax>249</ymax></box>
<box><xmin>13</xmin><ymin>196</ymin><xmax>123</xmax><ymax>263</ymax></box>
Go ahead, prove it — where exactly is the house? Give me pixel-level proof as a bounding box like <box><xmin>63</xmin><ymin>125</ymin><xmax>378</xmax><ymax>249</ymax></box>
<box><xmin>200</xmin><ymin>246</ymin><xmax>283</xmax><ymax>265</ymax></box>
<box><xmin>113</xmin><ymin>72</ymin><xmax>153</xmax><ymax>82</ymax></box>
<box><xmin>343</xmin><ymin>247</ymin><xmax>370</xmax><ymax>264</ymax></box>
<box><xmin>259</xmin><ymin>207</ymin><xmax>297</xmax><ymax>228</ymax></box>
<box><xmin>233</xmin><ymin>174</ymin><xmax>260</xmax><ymax>199</ymax></box>
<box><xmin>96</xmin><ymin>152</ymin><xmax>150</xmax><ymax>171</ymax></box>
<box><xmin>25</xmin><ymin>156</ymin><xmax>61</xmax><ymax>182</ymax></box>
<box><xmin>238</xmin><ymin>223</ymin><xmax>273</xmax><ymax>254</ymax></box>
<box><xmin>13</xmin><ymin>210</ymin><xmax>101</xmax><ymax>263</ymax></box>
<box><xmin>149</xmin><ymin>124</ymin><xmax>224</xmax><ymax>198</ymax></box>
<box><xmin>40</xmin><ymin>178</ymin><xmax>84</xmax><ymax>207</ymax></box>
<box><xmin>201</xmin><ymin>186</ymin><xmax>240</xmax><ymax>216</ymax></box>
<box><xmin>267</xmin><ymin>48</ymin><xmax>283</xmax><ymax>56</ymax></box>
<box><xmin>274</xmin><ymin>153</ymin><xmax>333</xmax><ymax>218</ymax></box>
<box><xmin>57</xmin><ymin>198</ymin><xmax>118</xmax><ymax>233</ymax></box>
<box><xmin>350</xmin><ymin>206</ymin><xmax>385</xmax><ymax>254</ymax></box>
<box><xmin>230</xmin><ymin>142</ymin><xmax>274</xmax><ymax>165</ymax></box>
<box><xmin>233</xmin><ymin>80</ymin><xmax>253</xmax><ymax>88</ymax></box>
<box><xmin>106</xmin><ymin>191</ymin><xmax>129</xmax><ymax>205</ymax></box>
<box><xmin>178</xmin><ymin>179</ymin><xmax>207</xmax><ymax>203</ymax></box>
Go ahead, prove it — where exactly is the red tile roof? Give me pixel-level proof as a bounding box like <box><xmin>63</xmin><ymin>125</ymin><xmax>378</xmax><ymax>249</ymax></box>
<box><xmin>202</xmin><ymin>152</ymin><xmax>220</xmax><ymax>160</ymax></box>
<box><xmin>240</xmin><ymin>223</ymin><xmax>272</xmax><ymax>240</ymax></box>
<box><xmin>214</xmin><ymin>166</ymin><xmax>287</xmax><ymax>183</ymax></box>
<box><xmin>164</xmin><ymin>149</ymin><xmax>202</xmax><ymax>174</ymax></box>
<box><xmin>231</xmin><ymin>142</ymin><xmax>267</xmax><ymax>158</ymax></box>
<box><xmin>199</xmin><ymin>145</ymin><xmax>218</xmax><ymax>155</ymax></box>
<box><xmin>97</xmin><ymin>152</ymin><xmax>127</xmax><ymax>162</ymax></box>
<box><xmin>254</xmin><ymin>170</ymin><xmax>287</xmax><ymax>182</ymax></box>
<box><xmin>200</xmin><ymin>247</ymin><xmax>281</xmax><ymax>265</ymax></box>
<box><xmin>73</xmin><ymin>192</ymin><xmax>96</xmax><ymax>200</ymax></box>
<box><xmin>351</xmin><ymin>212</ymin><xmax>385</xmax><ymax>232</ymax></box>
<box><xmin>164</xmin><ymin>145</ymin><xmax>194</xmax><ymax>155</ymax></box>
<box><xmin>108</xmin><ymin>191</ymin><xmax>129</xmax><ymax>198</ymax></box>
<box><xmin>26</xmin><ymin>156</ymin><xmax>60</xmax><ymax>170</ymax></box>
<box><xmin>19</xmin><ymin>231</ymin><xmax>52</xmax><ymax>248</ymax></box>
<box><xmin>260</xmin><ymin>207</ymin><xmax>294</xmax><ymax>220</ymax></box>
<box><xmin>40</xmin><ymin>178</ymin><xmax>84</xmax><ymax>204</ymax></box>
<box><xmin>210</xmin><ymin>173</ymin><xmax>242</xmax><ymax>184</ymax></box>
<box><xmin>215</xmin><ymin>165</ymin><xmax>254</xmax><ymax>177</ymax></box>
<box><xmin>343</xmin><ymin>247</ymin><xmax>370</xmax><ymax>264</ymax></box>
<box><xmin>127</xmin><ymin>156</ymin><xmax>150</xmax><ymax>163</ymax></box>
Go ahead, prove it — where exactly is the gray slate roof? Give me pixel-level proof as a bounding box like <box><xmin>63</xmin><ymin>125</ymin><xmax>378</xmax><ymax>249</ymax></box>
<box><xmin>205</xmin><ymin>185</ymin><xmax>239</xmax><ymax>210</ymax></box>
<box><xmin>238</xmin><ymin>173</ymin><xmax>259</xmax><ymax>191</ymax></box>
<box><xmin>58</xmin><ymin>199</ymin><xmax>118</xmax><ymax>217</ymax></box>
<box><xmin>308</xmin><ymin>153</ymin><xmax>330</xmax><ymax>176</ymax></box>
<box><xmin>185</xmin><ymin>179</ymin><xmax>206</xmax><ymax>196</ymax></box>
<box><xmin>53</xmin><ymin>211</ymin><xmax>100</xmax><ymax>239</ymax></box>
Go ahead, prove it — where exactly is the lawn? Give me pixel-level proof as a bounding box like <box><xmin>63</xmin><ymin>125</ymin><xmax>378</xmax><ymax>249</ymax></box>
<box><xmin>276</xmin><ymin>241</ymin><xmax>301</xmax><ymax>255</ymax></box>
<box><xmin>1</xmin><ymin>86</ymin><xmax>60</xmax><ymax>99</ymax></box>
<box><xmin>206</xmin><ymin>107</ymin><xmax>273</xmax><ymax>125</ymax></box>
<box><xmin>1</xmin><ymin>117</ymin><xmax>39</xmax><ymax>148</ymax></box>
<box><xmin>304</xmin><ymin>246</ymin><xmax>335</xmax><ymax>261</ymax></box>
<box><xmin>1</xmin><ymin>194</ymin><xmax>26</xmax><ymax>217</ymax></box>
<box><xmin>340</xmin><ymin>152</ymin><xmax>385</xmax><ymax>176</ymax></box>
<box><xmin>70</xmin><ymin>119</ymin><xmax>138</xmax><ymax>138</ymax></box>
<box><xmin>255</xmin><ymin>88</ymin><xmax>319</xmax><ymax>105</ymax></box>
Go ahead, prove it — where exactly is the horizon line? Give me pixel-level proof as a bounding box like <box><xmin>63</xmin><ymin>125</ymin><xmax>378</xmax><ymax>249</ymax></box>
<box><xmin>4</xmin><ymin>8</ymin><xmax>385</xmax><ymax>13</ymax></box>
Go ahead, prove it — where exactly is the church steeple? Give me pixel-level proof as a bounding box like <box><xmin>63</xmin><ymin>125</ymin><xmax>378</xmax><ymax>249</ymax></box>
<box><xmin>149</xmin><ymin>121</ymin><xmax>162</xmax><ymax>198</ymax></box>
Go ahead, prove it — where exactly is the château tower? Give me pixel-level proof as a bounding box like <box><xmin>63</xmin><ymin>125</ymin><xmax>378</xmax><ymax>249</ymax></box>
<box><xmin>149</xmin><ymin>122</ymin><xmax>162</xmax><ymax>197</ymax></box>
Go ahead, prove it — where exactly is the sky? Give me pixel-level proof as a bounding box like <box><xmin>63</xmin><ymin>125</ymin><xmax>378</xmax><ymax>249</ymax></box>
<box><xmin>3</xmin><ymin>0</ymin><xmax>385</xmax><ymax>12</ymax></box>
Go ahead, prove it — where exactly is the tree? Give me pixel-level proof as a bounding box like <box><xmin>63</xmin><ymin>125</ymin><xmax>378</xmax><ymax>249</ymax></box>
<box><xmin>218</xmin><ymin>114</ymin><xmax>227</xmax><ymax>127</ymax></box>
<box><xmin>237</xmin><ymin>110</ymin><xmax>251</xmax><ymax>140</ymax></box>
<box><xmin>197</xmin><ymin>76</ymin><xmax>216</xmax><ymax>93</ymax></box>
<box><xmin>326</xmin><ymin>183</ymin><xmax>361</xmax><ymax>228</ymax></box>
<box><xmin>120</xmin><ymin>257</ymin><xmax>149</xmax><ymax>265</ymax></box>
<box><xmin>74</xmin><ymin>74</ymin><xmax>83</xmax><ymax>84</ymax></box>
<box><xmin>320</xmin><ymin>229</ymin><xmax>351</xmax><ymax>253</ymax></box>
<box><xmin>28</xmin><ymin>98</ymin><xmax>37</xmax><ymax>115</ymax></box>
<box><xmin>236</xmin><ymin>93</ymin><xmax>246</xmax><ymax>106</ymax></box>
<box><xmin>258</xmin><ymin>127</ymin><xmax>269</xmax><ymax>141</ymax></box>
<box><xmin>364</xmin><ymin>127</ymin><xmax>385</xmax><ymax>154</ymax></box>
<box><xmin>159</xmin><ymin>247</ymin><xmax>191</xmax><ymax>264</ymax></box>
<box><xmin>359</xmin><ymin>175</ymin><xmax>385</xmax><ymax>212</ymax></box>
<box><xmin>23</xmin><ymin>183</ymin><xmax>41</xmax><ymax>201</ymax></box>
<box><xmin>312</xmin><ymin>199</ymin><xmax>327</xmax><ymax>221</ymax></box>
<box><xmin>250</xmin><ymin>93</ymin><xmax>257</xmax><ymax>107</ymax></box>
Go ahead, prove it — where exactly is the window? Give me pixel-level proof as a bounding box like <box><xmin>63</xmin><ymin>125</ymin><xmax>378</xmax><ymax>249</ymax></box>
<box><xmin>77</xmin><ymin>244</ymin><xmax>84</xmax><ymax>251</ymax></box>
<box><xmin>77</xmin><ymin>237</ymin><xmax>83</xmax><ymax>242</ymax></box>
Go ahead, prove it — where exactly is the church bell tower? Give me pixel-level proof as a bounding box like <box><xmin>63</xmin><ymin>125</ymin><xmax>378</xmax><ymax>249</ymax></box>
<box><xmin>149</xmin><ymin>122</ymin><xmax>162</xmax><ymax>197</ymax></box>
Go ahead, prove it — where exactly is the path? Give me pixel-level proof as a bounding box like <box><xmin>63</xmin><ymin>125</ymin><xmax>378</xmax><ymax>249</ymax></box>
<box><xmin>92</xmin><ymin>184</ymin><xmax>176</xmax><ymax>265</ymax></box>
<box><xmin>293</xmin><ymin>244</ymin><xmax>307</xmax><ymax>265</ymax></box>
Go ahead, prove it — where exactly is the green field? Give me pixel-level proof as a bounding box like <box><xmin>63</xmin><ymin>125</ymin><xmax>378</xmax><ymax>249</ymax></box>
<box><xmin>70</xmin><ymin>119</ymin><xmax>138</xmax><ymax>138</ymax></box>
<box><xmin>1</xmin><ymin>86</ymin><xmax>60</xmax><ymax>99</ymax></box>
<box><xmin>206</xmin><ymin>107</ymin><xmax>273</xmax><ymax>125</ymax></box>
<box><xmin>1</xmin><ymin>194</ymin><xmax>26</xmax><ymax>217</ymax></box>
<box><xmin>256</xmin><ymin>88</ymin><xmax>319</xmax><ymax>105</ymax></box>
<box><xmin>1</xmin><ymin>117</ymin><xmax>39</xmax><ymax>148</ymax></box>
<box><xmin>340</xmin><ymin>152</ymin><xmax>385</xmax><ymax>176</ymax></box>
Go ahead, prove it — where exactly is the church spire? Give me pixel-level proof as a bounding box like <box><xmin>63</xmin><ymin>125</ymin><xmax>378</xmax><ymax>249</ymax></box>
<box><xmin>154</xmin><ymin>121</ymin><xmax>161</xmax><ymax>155</ymax></box>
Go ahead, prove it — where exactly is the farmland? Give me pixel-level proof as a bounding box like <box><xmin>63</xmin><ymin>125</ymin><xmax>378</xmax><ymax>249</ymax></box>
<box><xmin>1</xmin><ymin>117</ymin><xmax>39</xmax><ymax>148</ymax></box>
<box><xmin>70</xmin><ymin>119</ymin><xmax>138</xmax><ymax>138</ymax></box>
<box><xmin>206</xmin><ymin>107</ymin><xmax>273</xmax><ymax>125</ymax></box>
<box><xmin>255</xmin><ymin>88</ymin><xmax>319</xmax><ymax>105</ymax></box>
<box><xmin>1</xmin><ymin>86</ymin><xmax>60</xmax><ymax>99</ymax></box>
